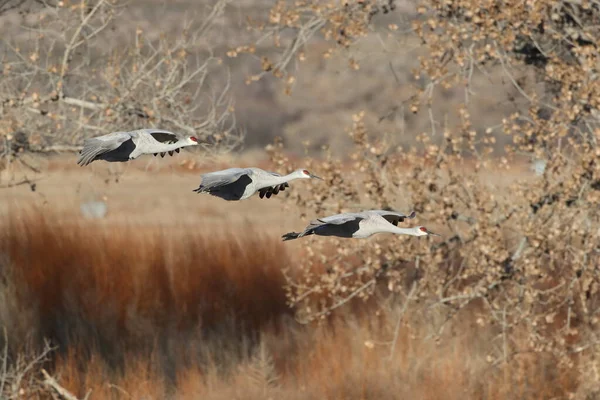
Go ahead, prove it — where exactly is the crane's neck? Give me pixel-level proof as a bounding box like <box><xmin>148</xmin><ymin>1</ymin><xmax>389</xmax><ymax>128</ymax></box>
<box><xmin>260</xmin><ymin>171</ymin><xmax>303</xmax><ymax>187</ymax></box>
<box><xmin>386</xmin><ymin>226</ymin><xmax>420</xmax><ymax>236</ymax></box>
<box><xmin>363</xmin><ymin>217</ymin><xmax>421</xmax><ymax>238</ymax></box>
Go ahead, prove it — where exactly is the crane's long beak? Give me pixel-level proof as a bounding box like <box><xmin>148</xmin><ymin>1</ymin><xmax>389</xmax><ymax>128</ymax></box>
<box><xmin>427</xmin><ymin>229</ymin><xmax>442</xmax><ymax>237</ymax></box>
<box><xmin>310</xmin><ymin>173</ymin><xmax>324</xmax><ymax>180</ymax></box>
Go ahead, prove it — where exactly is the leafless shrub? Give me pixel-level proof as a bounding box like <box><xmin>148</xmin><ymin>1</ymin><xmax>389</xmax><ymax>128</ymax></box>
<box><xmin>0</xmin><ymin>332</ymin><xmax>55</xmax><ymax>399</ymax></box>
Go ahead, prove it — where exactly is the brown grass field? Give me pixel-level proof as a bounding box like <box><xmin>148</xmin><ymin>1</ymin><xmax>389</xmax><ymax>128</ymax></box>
<box><xmin>0</xmin><ymin>154</ymin><xmax>580</xmax><ymax>399</ymax></box>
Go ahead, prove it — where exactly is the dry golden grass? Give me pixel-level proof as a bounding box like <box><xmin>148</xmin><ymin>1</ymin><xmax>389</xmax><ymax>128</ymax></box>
<box><xmin>0</xmin><ymin>206</ymin><xmax>580</xmax><ymax>399</ymax></box>
<box><xmin>0</xmin><ymin>208</ymin><xmax>289</xmax><ymax>378</ymax></box>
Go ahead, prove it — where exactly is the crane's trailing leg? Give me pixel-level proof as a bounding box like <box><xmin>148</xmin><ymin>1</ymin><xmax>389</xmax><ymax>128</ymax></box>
<box><xmin>282</xmin><ymin>232</ymin><xmax>301</xmax><ymax>241</ymax></box>
<box><xmin>282</xmin><ymin>228</ymin><xmax>315</xmax><ymax>241</ymax></box>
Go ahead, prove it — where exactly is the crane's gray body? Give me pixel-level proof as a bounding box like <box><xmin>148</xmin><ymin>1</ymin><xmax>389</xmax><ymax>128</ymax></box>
<box><xmin>193</xmin><ymin>167</ymin><xmax>302</xmax><ymax>201</ymax></box>
<box><xmin>283</xmin><ymin>210</ymin><xmax>417</xmax><ymax>240</ymax></box>
<box><xmin>77</xmin><ymin>128</ymin><xmax>196</xmax><ymax>166</ymax></box>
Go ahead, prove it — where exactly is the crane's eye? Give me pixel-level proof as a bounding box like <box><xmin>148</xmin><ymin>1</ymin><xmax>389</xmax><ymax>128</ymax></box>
<box><xmin>190</xmin><ymin>137</ymin><xmax>198</xmax><ymax>142</ymax></box>
<box><xmin>419</xmin><ymin>227</ymin><xmax>428</xmax><ymax>232</ymax></box>
<box><xmin>303</xmin><ymin>169</ymin><xmax>310</xmax><ymax>175</ymax></box>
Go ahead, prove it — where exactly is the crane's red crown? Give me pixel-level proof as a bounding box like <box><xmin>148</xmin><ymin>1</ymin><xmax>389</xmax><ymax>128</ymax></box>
<box><xmin>419</xmin><ymin>227</ymin><xmax>428</xmax><ymax>232</ymax></box>
<box><xmin>190</xmin><ymin>136</ymin><xmax>198</xmax><ymax>142</ymax></box>
<box><xmin>303</xmin><ymin>169</ymin><xmax>310</xmax><ymax>175</ymax></box>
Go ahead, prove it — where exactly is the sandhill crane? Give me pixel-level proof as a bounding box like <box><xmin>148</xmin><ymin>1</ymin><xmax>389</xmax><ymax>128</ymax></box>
<box><xmin>282</xmin><ymin>209</ymin><xmax>441</xmax><ymax>240</ymax></box>
<box><xmin>193</xmin><ymin>167</ymin><xmax>322</xmax><ymax>201</ymax></box>
<box><xmin>77</xmin><ymin>128</ymin><xmax>200</xmax><ymax>166</ymax></box>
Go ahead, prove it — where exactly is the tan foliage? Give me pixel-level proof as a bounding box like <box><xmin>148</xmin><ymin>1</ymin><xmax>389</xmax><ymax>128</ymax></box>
<box><xmin>236</xmin><ymin>0</ymin><xmax>397</xmax><ymax>93</ymax></box>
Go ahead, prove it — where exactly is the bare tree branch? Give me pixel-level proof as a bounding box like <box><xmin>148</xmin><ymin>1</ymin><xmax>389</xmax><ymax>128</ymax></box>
<box><xmin>42</xmin><ymin>369</ymin><xmax>80</xmax><ymax>400</ymax></box>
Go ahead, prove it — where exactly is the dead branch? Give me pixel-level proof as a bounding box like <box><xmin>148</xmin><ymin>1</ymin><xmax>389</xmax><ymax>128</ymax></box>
<box><xmin>388</xmin><ymin>282</ymin><xmax>417</xmax><ymax>361</ymax></box>
<box><xmin>0</xmin><ymin>178</ymin><xmax>39</xmax><ymax>190</ymax></box>
<box><xmin>41</xmin><ymin>369</ymin><xmax>80</xmax><ymax>400</ymax></box>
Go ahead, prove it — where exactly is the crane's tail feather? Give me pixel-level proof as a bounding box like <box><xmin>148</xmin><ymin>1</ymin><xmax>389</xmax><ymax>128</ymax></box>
<box><xmin>193</xmin><ymin>185</ymin><xmax>207</xmax><ymax>193</ymax></box>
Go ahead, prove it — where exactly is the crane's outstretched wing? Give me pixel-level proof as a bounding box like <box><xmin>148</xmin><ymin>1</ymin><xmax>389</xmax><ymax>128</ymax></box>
<box><xmin>192</xmin><ymin>168</ymin><xmax>250</xmax><ymax>193</ymax></box>
<box><xmin>144</xmin><ymin>129</ymin><xmax>179</xmax><ymax>144</ymax></box>
<box><xmin>313</xmin><ymin>213</ymin><xmax>361</xmax><ymax>225</ymax></box>
<box><xmin>370</xmin><ymin>210</ymin><xmax>416</xmax><ymax>226</ymax></box>
<box><xmin>258</xmin><ymin>171</ymin><xmax>290</xmax><ymax>199</ymax></box>
<box><xmin>77</xmin><ymin>132</ymin><xmax>132</xmax><ymax>166</ymax></box>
